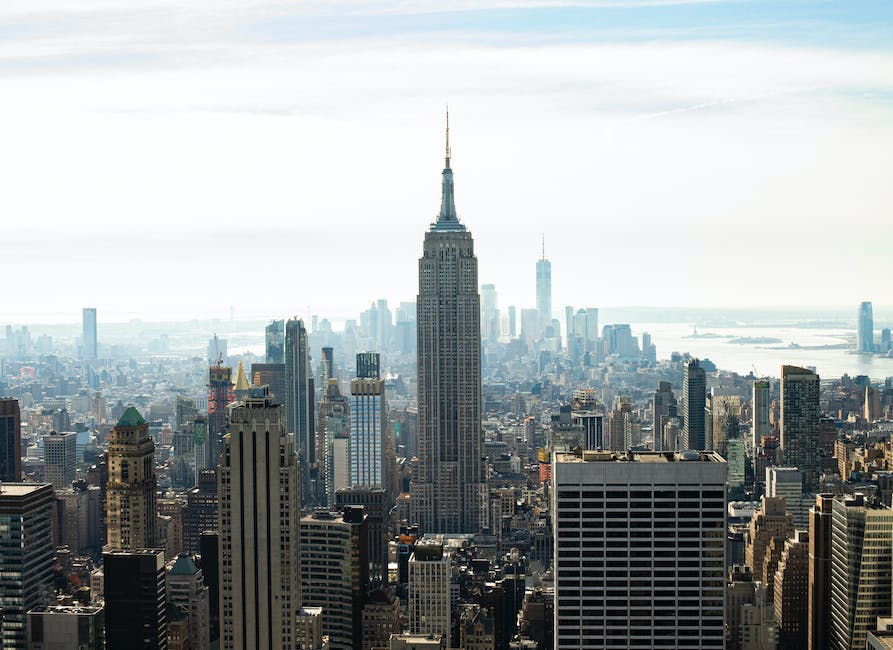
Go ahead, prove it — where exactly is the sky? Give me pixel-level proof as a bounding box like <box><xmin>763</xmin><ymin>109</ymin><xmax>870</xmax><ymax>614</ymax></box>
<box><xmin>1</xmin><ymin>0</ymin><xmax>892</xmax><ymax>325</ymax></box>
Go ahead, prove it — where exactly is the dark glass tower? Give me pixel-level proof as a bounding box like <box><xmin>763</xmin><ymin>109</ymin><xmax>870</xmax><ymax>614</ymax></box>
<box><xmin>285</xmin><ymin>317</ymin><xmax>312</xmax><ymax>502</ymax></box>
<box><xmin>411</xmin><ymin>113</ymin><xmax>485</xmax><ymax>534</ymax></box>
<box><xmin>0</xmin><ymin>398</ymin><xmax>21</xmax><ymax>482</ymax></box>
<box><xmin>265</xmin><ymin>319</ymin><xmax>285</xmax><ymax>364</ymax></box>
<box><xmin>681</xmin><ymin>358</ymin><xmax>706</xmax><ymax>450</ymax></box>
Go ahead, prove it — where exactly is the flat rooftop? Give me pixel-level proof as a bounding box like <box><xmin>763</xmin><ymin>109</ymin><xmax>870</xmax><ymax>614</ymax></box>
<box><xmin>555</xmin><ymin>450</ymin><xmax>725</xmax><ymax>464</ymax></box>
<box><xmin>0</xmin><ymin>483</ymin><xmax>52</xmax><ymax>497</ymax></box>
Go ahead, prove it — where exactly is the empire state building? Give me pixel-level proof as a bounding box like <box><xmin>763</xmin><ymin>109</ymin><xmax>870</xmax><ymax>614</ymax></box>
<box><xmin>411</xmin><ymin>114</ymin><xmax>486</xmax><ymax>534</ymax></box>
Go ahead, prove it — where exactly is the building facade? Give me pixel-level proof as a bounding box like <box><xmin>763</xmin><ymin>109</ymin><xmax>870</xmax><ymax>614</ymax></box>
<box><xmin>0</xmin><ymin>398</ymin><xmax>22</xmax><ymax>482</ymax></box>
<box><xmin>106</xmin><ymin>407</ymin><xmax>157</xmax><ymax>550</ymax></box>
<box><xmin>103</xmin><ymin>549</ymin><xmax>167</xmax><ymax>650</ymax></box>
<box><xmin>780</xmin><ymin>365</ymin><xmax>821</xmax><ymax>492</ymax></box>
<box><xmin>44</xmin><ymin>430</ymin><xmax>77</xmax><ymax>490</ymax></box>
<box><xmin>681</xmin><ymin>358</ymin><xmax>707</xmax><ymax>450</ymax></box>
<box><xmin>552</xmin><ymin>450</ymin><xmax>727</xmax><ymax>649</ymax></box>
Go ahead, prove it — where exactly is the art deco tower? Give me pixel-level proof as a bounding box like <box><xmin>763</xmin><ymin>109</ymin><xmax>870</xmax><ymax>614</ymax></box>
<box><xmin>411</xmin><ymin>113</ymin><xmax>486</xmax><ymax>534</ymax></box>
<box><xmin>106</xmin><ymin>407</ymin><xmax>157</xmax><ymax>550</ymax></box>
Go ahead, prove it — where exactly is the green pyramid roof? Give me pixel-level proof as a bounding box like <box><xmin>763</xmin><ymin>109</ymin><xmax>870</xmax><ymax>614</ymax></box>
<box><xmin>169</xmin><ymin>553</ymin><xmax>198</xmax><ymax>576</ymax></box>
<box><xmin>116</xmin><ymin>406</ymin><xmax>146</xmax><ymax>428</ymax></box>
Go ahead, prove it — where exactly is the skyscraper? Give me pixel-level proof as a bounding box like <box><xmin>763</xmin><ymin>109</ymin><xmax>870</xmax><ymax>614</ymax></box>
<box><xmin>0</xmin><ymin>483</ymin><xmax>55</xmax><ymax>650</ymax></box>
<box><xmin>829</xmin><ymin>494</ymin><xmax>893</xmax><ymax>650</ymax></box>
<box><xmin>106</xmin><ymin>407</ymin><xmax>157</xmax><ymax>550</ymax></box>
<box><xmin>780</xmin><ymin>365</ymin><xmax>821</xmax><ymax>492</ymax></box>
<box><xmin>265</xmin><ymin>319</ymin><xmax>285</xmax><ymax>364</ymax></box>
<box><xmin>481</xmin><ymin>283</ymin><xmax>499</xmax><ymax>343</ymax></box>
<box><xmin>219</xmin><ymin>386</ymin><xmax>301</xmax><ymax>649</ymax></box>
<box><xmin>285</xmin><ymin>317</ymin><xmax>312</xmax><ymax>501</ymax></box>
<box><xmin>652</xmin><ymin>381</ymin><xmax>677</xmax><ymax>452</ymax></box>
<box><xmin>552</xmin><ymin>450</ymin><xmax>727</xmax><ymax>649</ymax></box>
<box><xmin>82</xmin><ymin>307</ymin><xmax>97</xmax><ymax>360</ymax></box>
<box><xmin>350</xmin><ymin>361</ymin><xmax>387</xmax><ymax>490</ymax></box>
<box><xmin>103</xmin><ymin>549</ymin><xmax>167</xmax><ymax>650</ymax></box>
<box><xmin>857</xmin><ymin>301</ymin><xmax>874</xmax><ymax>353</ymax></box>
<box><xmin>808</xmin><ymin>494</ymin><xmax>833</xmax><ymax>650</ymax></box>
<box><xmin>752</xmin><ymin>378</ymin><xmax>770</xmax><ymax>454</ymax></box>
<box><xmin>408</xmin><ymin>541</ymin><xmax>451</xmax><ymax>642</ymax></box>
<box><xmin>681</xmin><ymin>358</ymin><xmax>707</xmax><ymax>450</ymax></box>
<box><xmin>43</xmin><ymin>431</ymin><xmax>77</xmax><ymax>490</ymax></box>
<box><xmin>207</xmin><ymin>365</ymin><xmax>234</xmax><ymax>439</ymax></box>
<box><xmin>0</xmin><ymin>398</ymin><xmax>22</xmax><ymax>482</ymax></box>
<box><xmin>412</xmin><ymin>114</ymin><xmax>485</xmax><ymax>534</ymax></box>
<box><xmin>167</xmin><ymin>553</ymin><xmax>211</xmax><ymax>650</ymax></box>
<box><xmin>536</xmin><ymin>242</ymin><xmax>551</xmax><ymax>332</ymax></box>
<box><xmin>773</xmin><ymin>530</ymin><xmax>809</xmax><ymax>650</ymax></box>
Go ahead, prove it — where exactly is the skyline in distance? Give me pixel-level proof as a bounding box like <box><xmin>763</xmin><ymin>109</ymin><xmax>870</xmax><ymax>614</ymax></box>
<box><xmin>1</xmin><ymin>1</ymin><xmax>892</xmax><ymax>321</ymax></box>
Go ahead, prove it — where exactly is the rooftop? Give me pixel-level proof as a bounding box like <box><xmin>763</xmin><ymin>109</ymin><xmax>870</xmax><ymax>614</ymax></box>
<box><xmin>116</xmin><ymin>406</ymin><xmax>146</xmax><ymax>428</ymax></box>
<box><xmin>555</xmin><ymin>450</ymin><xmax>725</xmax><ymax>464</ymax></box>
<box><xmin>0</xmin><ymin>482</ymin><xmax>52</xmax><ymax>497</ymax></box>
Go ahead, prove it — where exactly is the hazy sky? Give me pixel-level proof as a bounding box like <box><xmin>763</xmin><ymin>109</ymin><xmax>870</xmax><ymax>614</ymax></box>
<box><xmin>2</xmin><ymin>0</ymin><xmax>892</xmax><ymax>324</ymax></box>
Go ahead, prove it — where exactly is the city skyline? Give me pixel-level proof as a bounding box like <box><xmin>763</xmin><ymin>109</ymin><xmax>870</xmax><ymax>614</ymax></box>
<box><xmin>1</xmin><ymin>1</ymin><xmax>892</xmax><ymax>320</ymax></box>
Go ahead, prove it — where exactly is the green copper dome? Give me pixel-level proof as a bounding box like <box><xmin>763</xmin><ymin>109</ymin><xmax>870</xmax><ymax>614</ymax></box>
<box><xmin>116</xmin><ymin>406</ymin><xmax>146</xmax><ymax>427</ymax></box>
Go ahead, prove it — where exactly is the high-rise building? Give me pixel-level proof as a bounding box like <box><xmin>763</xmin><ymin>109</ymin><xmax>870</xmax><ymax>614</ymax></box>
<box><xmin>103</xmin><ymin>549</ymin><xmax>167</xmax><ymax>650</ymax></box>
<box><xmin>317</xmin><ymin>380</ymin><xmax>350</xmax><ymax>508</ymax></box>
<box><xmin>552</xmin><ymin>450</ymin><xmax>727</xmax><ymax>649</ymax></box>
<box><xmin>183</xmin><ymin>469</ymin><xmax>217</xmax><ymax>553</ymax></box>
<box><xmin>681</xmin><ymin>358</ymin><xmax>707</xmax><ymax>450</ymax></box>
<box><xmin>752</xmin><ymin>379</ymin><xmax>770</xmax><ymax>455</ymax></box>
<box><xmin>44</xmin><ymin>430</ymin><xmax>77</xmax><ymax>490</ymax></box>
<box><xmin>0</xmin><ymin>483</ymin><xmax>55</xmax><ymax>650</ymax></box>
<box><xmin>350</xmin><ymin>368</ymin><xmax>387</xmax><ymax>490</ymax></box>
<box><xmin>218</xmin><ymin>386</ymin><xmax>301</xmax><ymax>649</ymax></box>
<box><xmin>356</xmin><ymin>351</ymin><xmax>381</xmax><ymax>381</ymax></box>
<box><xmin>106</xmin><ymin>407</ymin><xmax>157</xmax><ymax>550</ymax></box>
<box><xmin>408</xmin><ymin>541</ymin><xmax>451</xmax><ymax>642</ymax></box>
<box><xmin>507</xmin><ymin>305</ymin><xmax>516</xmax><ymax>338</ymax></box>
<box><xmin>82</xmin><ymin>307</ymin><xmax>97</xmax><ymax>360</ymax></box>
<box><xmin>710</xmin><ymin>389</ymin><xmax>740</xmax><ymax>457</ymax></box>
<box><xmin>250</xmin><ymin>362</ymin><xmax>286</xmax><ymax>406</ymax></box>
<box><xmin>829</xmin><ymin>494</ymin><xmax>893</xmax><ymax>650</ymax></box>
<box><xmin>0</xmin><ymin>398</ymin><xmax>22</xmax><ymax>482</ymax></box>
<box><xmin>857</xmin><ymin>301</ymin><xmax>874</xmax><ymax>353</ymax></box>
<box><xmin>766</xmin><ymin>467</ymin><xmax>807</xmax><ymax>528</ymax></box>
<box><xmin>207</xmin><ymin>336</ymin><xmax>227</xmax><ymax>365</ymax></box>
<box><xmin>321</xmin><ymin>346</ymin><xmax>335</xmax><ymax>384</ymax></box>
<box><xmin>265</xmin><ymin>319</ymin><xmax>285</xmax><ymax>364</ymax></box>
<box><xmin>780</xmin><ymin>365</ymin><xmax>821</xmax><ymax>492</ymax></box>
<box><xmin>481</xmin><ymin>283</ymin><xmax>499</xmax><ymax>343</ymax></box>
<box><xmin>300</xmin><ymin>507</ymin><xmax>369</xmax><ymax>650</ymax></box>
<box><xmin>167</xmin><ymin>553</ymin><xmax>210</xmax><ymax>650</ymax></box>
<box><xmin>774</xmin><ymin>530</ymin><xmax>809</xmax><ymax>649</ymax></box>
<box><xmin>208</xmin><ymin>365</ymin><xmax>234</xmax><ymax>439</ymax></box>
<box><xmin>652</xmin><ymin>381</ymin><xmax>677</xmax><ymax>451</ymax></box>
<box><xmin>808</xmin><ymin>494</ymin><xmax>833</xmax><ymax>650</ymax></box>
<box><xmin>412</xmin><ymin>115</ymin><xmax>485</xmax><ymax>535</ymax></box>
<box><xmin>744</xmin><ymin>496</ymin><xmax>794</xmax><ymax>580</ymax></box>
<box><xmin>536</xmin><ymin>244</ymin><xmax>551</xmax><ymax>331</ymax></box>
<box><xmin>285</xmin><ymin>317</ymin><xmax>312</xmax><ymax>501</ymax></box>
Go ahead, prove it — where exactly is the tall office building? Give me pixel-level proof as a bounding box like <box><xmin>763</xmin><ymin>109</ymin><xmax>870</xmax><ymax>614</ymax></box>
<box><xmin>681</xmin><ymin>358</ymin><xmax>707</xmax><ymax>450</ymax></box>
<box><xmin>773</xmin><ymin>530</ymin><xmax>809</xmax><ymax>649</ymax></box>
<box><xmin>219</xmin><ymin>386</ymin><xmax>301</xmax><ymax>649</ymax></box>
<box><xmin>300</xmin><ymin>507</ymin><xmax>369</xmax><ymax>650</ymax></box>
<box><xmin>408</xmin><ymin>541</ymin><xmax>451</xmax><ymax>642</ymax></box>
<box><xmin>481</xmin><ymin>283</ymin><xmax>499</xmax><ymax>343</ymax></box>
<box><xmin>208</xmin><ymin>365</ymin><xmax>234</xmax><ymax>438</ymax></box>
<box><xmin>44</xmin><ymin>430</ymin><xmax>77</xmax><ymax>490</ymax></box>
<box><xmin>552</xmin><ymin>450</ymin><xmax>726</xmax><ymax>649</ymax></box>
<box><xmin>507</xmin><ymin>305</ymin><xmax>516</xmax><ymax>338</ymax></box>
<box><xmin>321</xmin><ymin>346</ymin><xmax>335</xmax><ymax>384</ymax></box>
<box><xmin>250</xmin><ymin>362</ymin><xmax>286</xmax><ymax>405</ymax></box>
<box><xmin>103</xmin><ymin>549</ymin><xmax>167</xmax><ymax>650</ymax></box>
<box><xmin>829</xmin><ymin>494</ymin><xmax>893</xmax><ymax>650</ymax></box>
<box><xmin>265</xmin><ymin>319</ymin><xmax>285</xmax><ymax>364</ymax></box>
<box><xmin>857</xmin><ymin>301</ymin><xmax>874</xmax><ymax>353</ymax></box>
<box><xmin>766</xmin><ymin>466</ymin><xmax>807</xmax><ymax>528</ymax></box>
<box><xmin>350</xmin><ymin>353</ymin><xmax>387</xmax><ymax>490</ymax></box>
<box><xmin>286</xmin><ymin>317</ymin><xmax>312</xmax><ymax>501</ymax></box>
<box><xmin>780</xmin><ymin>365</ymin><xmax>821</xmax><ymax>492</ymax></box>
<box><xmin>317</xmin><ymin>379</ymin><xmax>350</xmax><ymax>508</ymax></box>
<box><xmin>652</xmin><ymin>381</ymin><xmax>677</xmax><ymax>451</ymax></box>
<box><xmin>536</xmin><ymin>244</ymin><xmax>551</xmax><ymax>331</ymax></box>
<box><xmin>808</xmin><ymin>494</ymin><xmax>833</xmax><ymax>650</ymax></box>
<box><xmin>0</xmin><ymin>398</ymin><xmax>22</xmax><ymax>482</ymax></box>
<box><xmin>82</xmin><ymin>307</ymin><xmax>97</xmax><ymax>360</ymax></box>
<box><xmin>106</xmin><ymin>407</ymin><xmax>157</xmax><ymax>550</ymax></box>
<box><xmin>710</xmin><ymin>388</ymin><xmax>740</xmax><ymax>457</ymax></box>
<box><xmin>0</xmin><ymin>483</ymin><xmax>55</xmax><ymax>650</ymax></box>
<box><xmin>356</xmin><ymin>351</ymin><xmax>381</xmax><ymax>381</ymax></box>
<box><xmin>167</xmin><ymin>553</ymin><xmax>210</xmax><ymax>650</ymax></box>
<box><xmin>27</xmin><ymin>605</ymin><xmax>105</xmax><ymax>650</ymax></box>
<box><xmin>412</xmin><ymin>114</ymin><xmax>486</xmax><ymax>534</ymax></box>
<box><xmin>744</xmin><ymin>496</ymin><xmax>794</xmax><ymax>580</ymax></box>
<box><xmin>752</xmin><ymin>379</ymin><xmax>770</xmax><ymax>454</ymax></box>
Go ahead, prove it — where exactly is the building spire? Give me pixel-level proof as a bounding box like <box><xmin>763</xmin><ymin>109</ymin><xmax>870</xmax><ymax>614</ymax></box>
<box><xmin>433</xmin><ymin>106</ymin><xmax>463</xmax><ymax>231</ymax></box>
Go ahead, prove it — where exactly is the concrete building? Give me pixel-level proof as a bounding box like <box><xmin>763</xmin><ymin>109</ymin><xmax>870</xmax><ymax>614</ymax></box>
<box><xmin>829</xmin><ymin>494</ymin><xmax>893</xmax><ymax>650</ymax></box>
<box><xmin>27</xmin><ymin>604</ymin><xmax>105</xmax><ymax>650</ymax></box>
<box><xmin>681</xmin><ymin>358</ymin><xmax>707</xmax><ymax>450</ymax></box>
<box><xmin>552</xmin><ymin>450</ymin><xmax>727</xmax><ymax>649</ymax></box>
<box><xmin>0</xmin><ymin>483</ymin><xmax>55</xmax><ymax>650</ymax></box>
<box><xmin>780</xmin><ymin>365</ymin><xmax>821</xmax><ymax>492</ymax></box>
<box><xmin>752</xmin><ymin>379</ymin><xmax>771</xmax><ymax>455</ymax></box>
<box><xmin>744</xmin><ymin>496</ymin><xmax>795</xmax><ymax>581</ymax></box>
<box><xmin>766</xmin><ymin>467</ymin><xmax>808</xmax><ymax>528</ymax></box>
<box><xmin>808</xmin><ymin>494</ymin><xmax>833</xmax><ymax>650</ymax></box>
<box><xmin>408</xmin><ymin>541</ymin><xmax>451</xmax><ymax>643</ymax></box>
<box><xmin>167</xmin><ymin>553</ymin><xmax>210</xmax><ymax>650</ymax></box>
<box><xmin>44</xmin><ymin>430</ymin><xmax>78</xmax><ymax>490</ymax></box>
<box><xmin>389</xmin><ymin>634</ymin><xmax>443</xmax><ymax>650</ymax></box>
<box><xmin>361</xmin><ymin>588</ymin><xmax>402</xmax><ymax>650</ymax></box>
<box><xmin>773</xmin><ymin>530</ymin><xmax>809</xmax><ymax>650</ymax></box>
<box><xmin>103</xmin><ymin>549</ymin><xmax>167</xmax><ymax>650</ymax></box>
<box><xmin>106</xmin><ymin>407</ymin><xmax>157</xmax><ymax>550</ymax></box>
<box><xmin>412</xmin><ymin>117</ymin><xmax>486</xmax><ymax>535</ymax></box>
<box><xmin>219</xmin><ymin>386</ymin><xmax>301</xmax><ymax>650</ymax></box>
